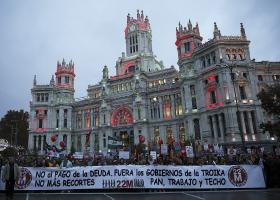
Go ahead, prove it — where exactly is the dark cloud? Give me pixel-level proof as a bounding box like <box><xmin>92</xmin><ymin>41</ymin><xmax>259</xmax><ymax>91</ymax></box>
<box><xmin>0</xmin><ymin>0</ymin><xmax>279</xmax><ymax>117</ymax></box>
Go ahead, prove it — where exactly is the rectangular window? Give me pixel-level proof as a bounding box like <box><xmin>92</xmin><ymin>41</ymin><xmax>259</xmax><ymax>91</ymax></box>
<box><xmin>41</xmin><ymin>94</ymin><xmax>44</xmax><ymax>102</ymax></box>
<box><xmin>210</xmin><ymin>91</ymin><xmax>216</xmax><ymax>103</ymax></box>
<box><xmin>251</xmin><ymin>111</ymin><xmax>257</xmax><ymax>134</ymax></box>
<box><xmin>65</xmin><ymin>76</ymin><xmax>69</xmax><ymax>83</ymax></box>
<box><xmin>37</xmin><ymin>94</ymin><xmax>40</xmax><ymax>102</ymax></box>
<box><xmin>39</xmin><ymin>119</ymin><xmax>43</xmax><ymax>128</ymax></box>
<box><xmin>64</xmin><ymin>119</ymin><xmax>67</xmax><ymax>128</ymax></box>
<box><xmin>258</xmin><ymin>75</ymin><xmax>263</xmax><ymax>81</ymax></box>
<box><xmin>202</xmin><ymin>59</ymin><xmax>206</xmax><ymax>68</ymax></box>
<box><xmin>56</xmin><ymin>119</ymin><xmax>59</xmax><ymax>129</ymax></box>
<box><xmin>103</xmin><ymin>138</ymin><xmax>106</xmax><ymax>148</ymax></box>
<box><xmin>184</xmin><ymin>42</ymin><xmax>190</xmax><ymax>52</ymax></box>
<box><xmin>44</xmin><ymin>110</ymin><xmax>48</xmax><ymax>115</ymax></box>
<box><xmin>193</xmin><ymin>119</ymin><xmax>201</xmax><ymax>140</ymax></box>
<box><xmin>221</xmin><ymin>113</ymin><xmax>227</xmax><ymax>135</ymax></box>
<box><xmin>212</xmin><ymin>52</ymin><xmax>216</xmax><ymax>64</ymax></box>
<box><xmin>190</xmin><ymin>85</ymin><xmax>196</xmax><ymax>95</ymax></box>
<box><xmin>239</xmin><ymin>86</ymin><xmax>246</xmax><ymax>100</ymax></box>
<box><xmin>215</xmin><ymin>114</ymin><xmax>221</xmax><ymax>137</ymax></box>
<box><xmin>209</xmin><ymin>116</ymin><xmax>214</xmax><ymax>137</ymax></box>
<box><xmin>192</xmin><ymin>97</ymin><xmax>197</xmax><ymax>109</ymax></box>
<box><xmin>64</xmin><ymin>109</ymin><xmax>68</xmax><ymax>118</ymax></box>
<box><xmin>58</xmin><ymin>77</ymin><xmax>61</xmax><ymax>84</ymax></box>
<box><xmin>45</xmin><ymin>94</ymin><xmax>49</xmax><ymax>102</ymax></box>
<box><xmin>207</xmin><ymin>56</ymin><xmax>211</xmax><ymax>66</ymax></box>
<box><xmin>138</xmin><ymin>107</ymin><xmax>141</xmax><ymax>120</ymax></box>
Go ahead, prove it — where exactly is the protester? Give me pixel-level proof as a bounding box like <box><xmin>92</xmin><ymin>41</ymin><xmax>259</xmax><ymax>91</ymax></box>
<box><xmin>60</xmin><ymin>156</ymin><xmax>73</xmax><ymax>168</ymax></box>
<box><xmin>1</xmin><ymin>157</ymin><xmax>20</xmax><ymax>199</ymax></box>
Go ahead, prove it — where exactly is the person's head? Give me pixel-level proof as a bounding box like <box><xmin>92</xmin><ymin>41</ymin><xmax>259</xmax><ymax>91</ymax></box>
<box><xmin>8</xmin><ymin>157</ymin><xmax>15</xmax><ymax>164</ymax></box>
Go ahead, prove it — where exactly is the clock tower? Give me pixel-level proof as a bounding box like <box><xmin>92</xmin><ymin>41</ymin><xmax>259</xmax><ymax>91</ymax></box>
<box><xmin>125</xmin><ymin>10</ymin><xmax>153</xmax><ymax>57</ymax></box>
<box><xmin>114</xmin><ymin>10</ymin><xmax>163</xmax><ymax>77</ymax></box>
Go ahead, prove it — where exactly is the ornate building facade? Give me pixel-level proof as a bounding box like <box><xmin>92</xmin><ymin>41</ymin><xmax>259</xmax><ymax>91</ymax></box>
<box><xmin>28</xmin><ymin>11</ymin><xmax>279</xmax><ymax>153</ymax></box>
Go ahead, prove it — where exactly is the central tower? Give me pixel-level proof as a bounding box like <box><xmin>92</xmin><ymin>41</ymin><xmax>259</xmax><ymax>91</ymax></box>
<box><xmin>114</xmin><ymin>10</ymin><xmax>163</xmax><ymax>78</ymax></box>
<box><xmin>125</xmin><ymin>10</ymin><xmax>152</xmax><ymax>57</ymax></box>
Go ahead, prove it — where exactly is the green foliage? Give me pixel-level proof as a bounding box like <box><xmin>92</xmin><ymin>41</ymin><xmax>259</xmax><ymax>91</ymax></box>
<box><xmin>0</xmin><ymin>110</ymin><xmax>29</xmax><ymax>148</ymax></box>
<box><xmin>257</xmin><ymin>84</ymin><xmax>280</xmax><ymax>116</ymax></box>
<box><xmin>1</xmin><ymin>146</ymin><xmax>18</xmax><ymax>158</ymax></box>
<box><xmin>257</xmin><ymin>84</ymin><xmax>280</xmax><ymax>136</ymax></box>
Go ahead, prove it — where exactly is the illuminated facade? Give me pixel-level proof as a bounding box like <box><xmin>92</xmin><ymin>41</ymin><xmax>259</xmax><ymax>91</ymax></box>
<box><xmin>28</xmin><ymin>11</ymin><xmax>280</xmax><ymax>153</ymax></box>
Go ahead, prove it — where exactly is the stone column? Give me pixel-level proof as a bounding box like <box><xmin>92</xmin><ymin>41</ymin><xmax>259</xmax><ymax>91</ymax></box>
<box><xmin>89</xmin><ymin>109</ymin><xmax>92</xmax><ymax>128</ymax></box>
<box><xmin>188</xmin><ymin>118</ymin><xmax>194</xmax><ymax>138</ymax></box>
<box><xmin>67</xmin><ymin>133</ymin><xmax>71</xmax><ymax>153</ymax></box>
<box><xmin>184</xmin><ymin>85</ymin><xmax>192</xmax><ymax>113</ymax></box>
<box><xmin>59</xmin><ymin>108</ymin><xmax>63</xmax><ymax>130</ymax></box>
<box><xmin>218</xmin><ymin>114</ymin><xmax>225</xmax><ymax>143</ymax></box>
<box><xmin>181</xmin><ymin>88</ymin><xmax>186</xmax><ymax>111</ymax></box>
<box><xmin>212</xmin><ymin>115</ymin><xmax>218</xmax><ymax>143</ymax></box>
<box><xmin>159</xmin><ymin>96</ymin><xmax>163</xmax><ymax>119</ymax></box>
<box><xmin>81</xmin><ymin>133</ymin><xmax>86</xmax><ymax>152</ymax></box>
<box><xmin>36</xmin><ymin>135</ymin><xmax>39</xmax><ymax>151</ymax></box>
<box><xmin>240</xmin><ymin>111</ymin><xmax>247</xmax><ymax>134</ymax></box>
<box><xmin>184</xmin><ymin>120</ymin><xmax>188</xmax><ymax>138</ymax></box>
<box><xmin>159</xmin><ymin>126</ymin><xmax>165</xmax><ymax>143</ymax></box>
<box><xmin>247</xmin><ymin>111</ymin><xmax>254</xmax><ymax>134</ymax></box>
<box><xmin>172</xmin><ymin>124</ymin><xmax>178</xmax><ymax>142</ymax></box>
<box><xmin>28</xmin><ymin>133</ymin><xmax>33</xmax><ymax>150</ymax></box>
<box><xmin>170</xmin><ymin>94</ymin><xmax>176</xmax><ymax>118</ymax></box>
<box><xmin>82</xmin><ymin>110</ymin><xmax>85</xmax><ymax>129</ymax></box>
<box><xmin>40</xmin><ymin>136</ymin><xmax>44</xmax><ymax>151</ymax></box>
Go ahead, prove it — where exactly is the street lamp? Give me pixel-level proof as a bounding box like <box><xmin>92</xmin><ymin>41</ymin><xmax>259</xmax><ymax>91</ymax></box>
<box><xmin>222</xmin><ymin>62</ymin><xmax>246</xmax><ymax>151</ymax></box>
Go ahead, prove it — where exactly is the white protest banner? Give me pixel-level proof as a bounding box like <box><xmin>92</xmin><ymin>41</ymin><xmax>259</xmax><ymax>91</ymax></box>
<box><xmin>150</xmin><ymin>151</ymin><xmax>157</xmax><ymax>160</ymax></box>
<box><xmin>161</xmin><ymin>144</ymin><xmax>168</xmax><ymax>155</ymax></box>
<box><xmin>119</xmin><ymin>151</ymin><xmax>130</xmax><ymax>159</ymax></box>
<box><xmin>185</xmin><ymin>146</ymin><xmax>194</xmax><ymax>158</ymax></box>
<box><xmin>0</xmin><ymin>165</ymin><xmax>265</xmax><ymax>191</ymax></box>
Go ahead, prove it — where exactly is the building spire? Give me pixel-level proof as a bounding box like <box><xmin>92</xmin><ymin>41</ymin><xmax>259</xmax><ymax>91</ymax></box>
<box><xmin>50</xmin><ymin>75</ymin><xmax>54</xmax><ymax>85</ymax></box>
<box><xmin>240</xmin><ymin>23</ymin><xmax>246</xmax><ymax>38</ymax></box>
<box><xmin>141</xmin><ymin>10</ymin><xmax>144</xmax><ymax>21</ymax></box>
<box><xmin>195</xmin><ymin>22</ymin><xmax>200</xmax><ymax>35</ymax></box>
<box><xmin>137</xmin><ymin>9</ymin><xmax>140</xmax><ymax>19</ymax></box>
<box><xmin>127</xmin><ymin>13</ymin><xmax>130</xmax><ymax>23</ymax></box>
<box><xmin>188</xmin><ymin>19</ymin><xmax>192</xmax><ymax>31</ymax></box>
<box><xmin>33</xmin><ymin>75</ymin><xmax>37</xmax><ymax>86</ymax></box>
<box><xmin>213</xmin><ymin>22</ymin><xmax>221</xmax><ymax>39</ymax></box>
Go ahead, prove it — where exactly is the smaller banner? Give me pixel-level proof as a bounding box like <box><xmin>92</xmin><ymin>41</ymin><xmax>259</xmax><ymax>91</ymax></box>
<box><xmin>119</xmin><ymin>151</ymin><xmax>130</xmax><ymax>159</ymax></box>
<box><xmin>108</xmin><ymin>136</ymin><xmax>122</xmax><ymax>149</ymax></box>
<box><xmin>150</xmin><ymin>151</ymin><xmax>157</xmax><ymax>160</ymax></box>
<box><xmin>185</xmin><ymin>146</ymin><xmax>194</xmax><ymax>158</ymax></box>
<box><xmin>161</xmin><ymin>144</ymin><xmax>168</xmax><ymax>155</ymax></box>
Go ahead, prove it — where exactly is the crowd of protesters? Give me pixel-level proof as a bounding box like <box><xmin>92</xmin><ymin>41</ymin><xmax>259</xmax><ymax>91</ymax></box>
<box><xmin>1</xmin><ymin>145</ymin><xmax>280</xmax><ymax>188</ymax></box>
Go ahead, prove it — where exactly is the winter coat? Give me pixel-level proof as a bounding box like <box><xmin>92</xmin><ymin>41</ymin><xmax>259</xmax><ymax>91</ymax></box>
<box><xmin>1</xmin><ymin>163</ymin><xmax>20</xmax><ymax>182</ymax></box>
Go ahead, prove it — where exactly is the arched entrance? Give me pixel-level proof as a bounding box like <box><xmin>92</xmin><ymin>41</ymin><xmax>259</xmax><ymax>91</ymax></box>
<box><xmin>110</xmin><ymin>106</ymin><xmax>134</xmax><ymax>151</ymax></box>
